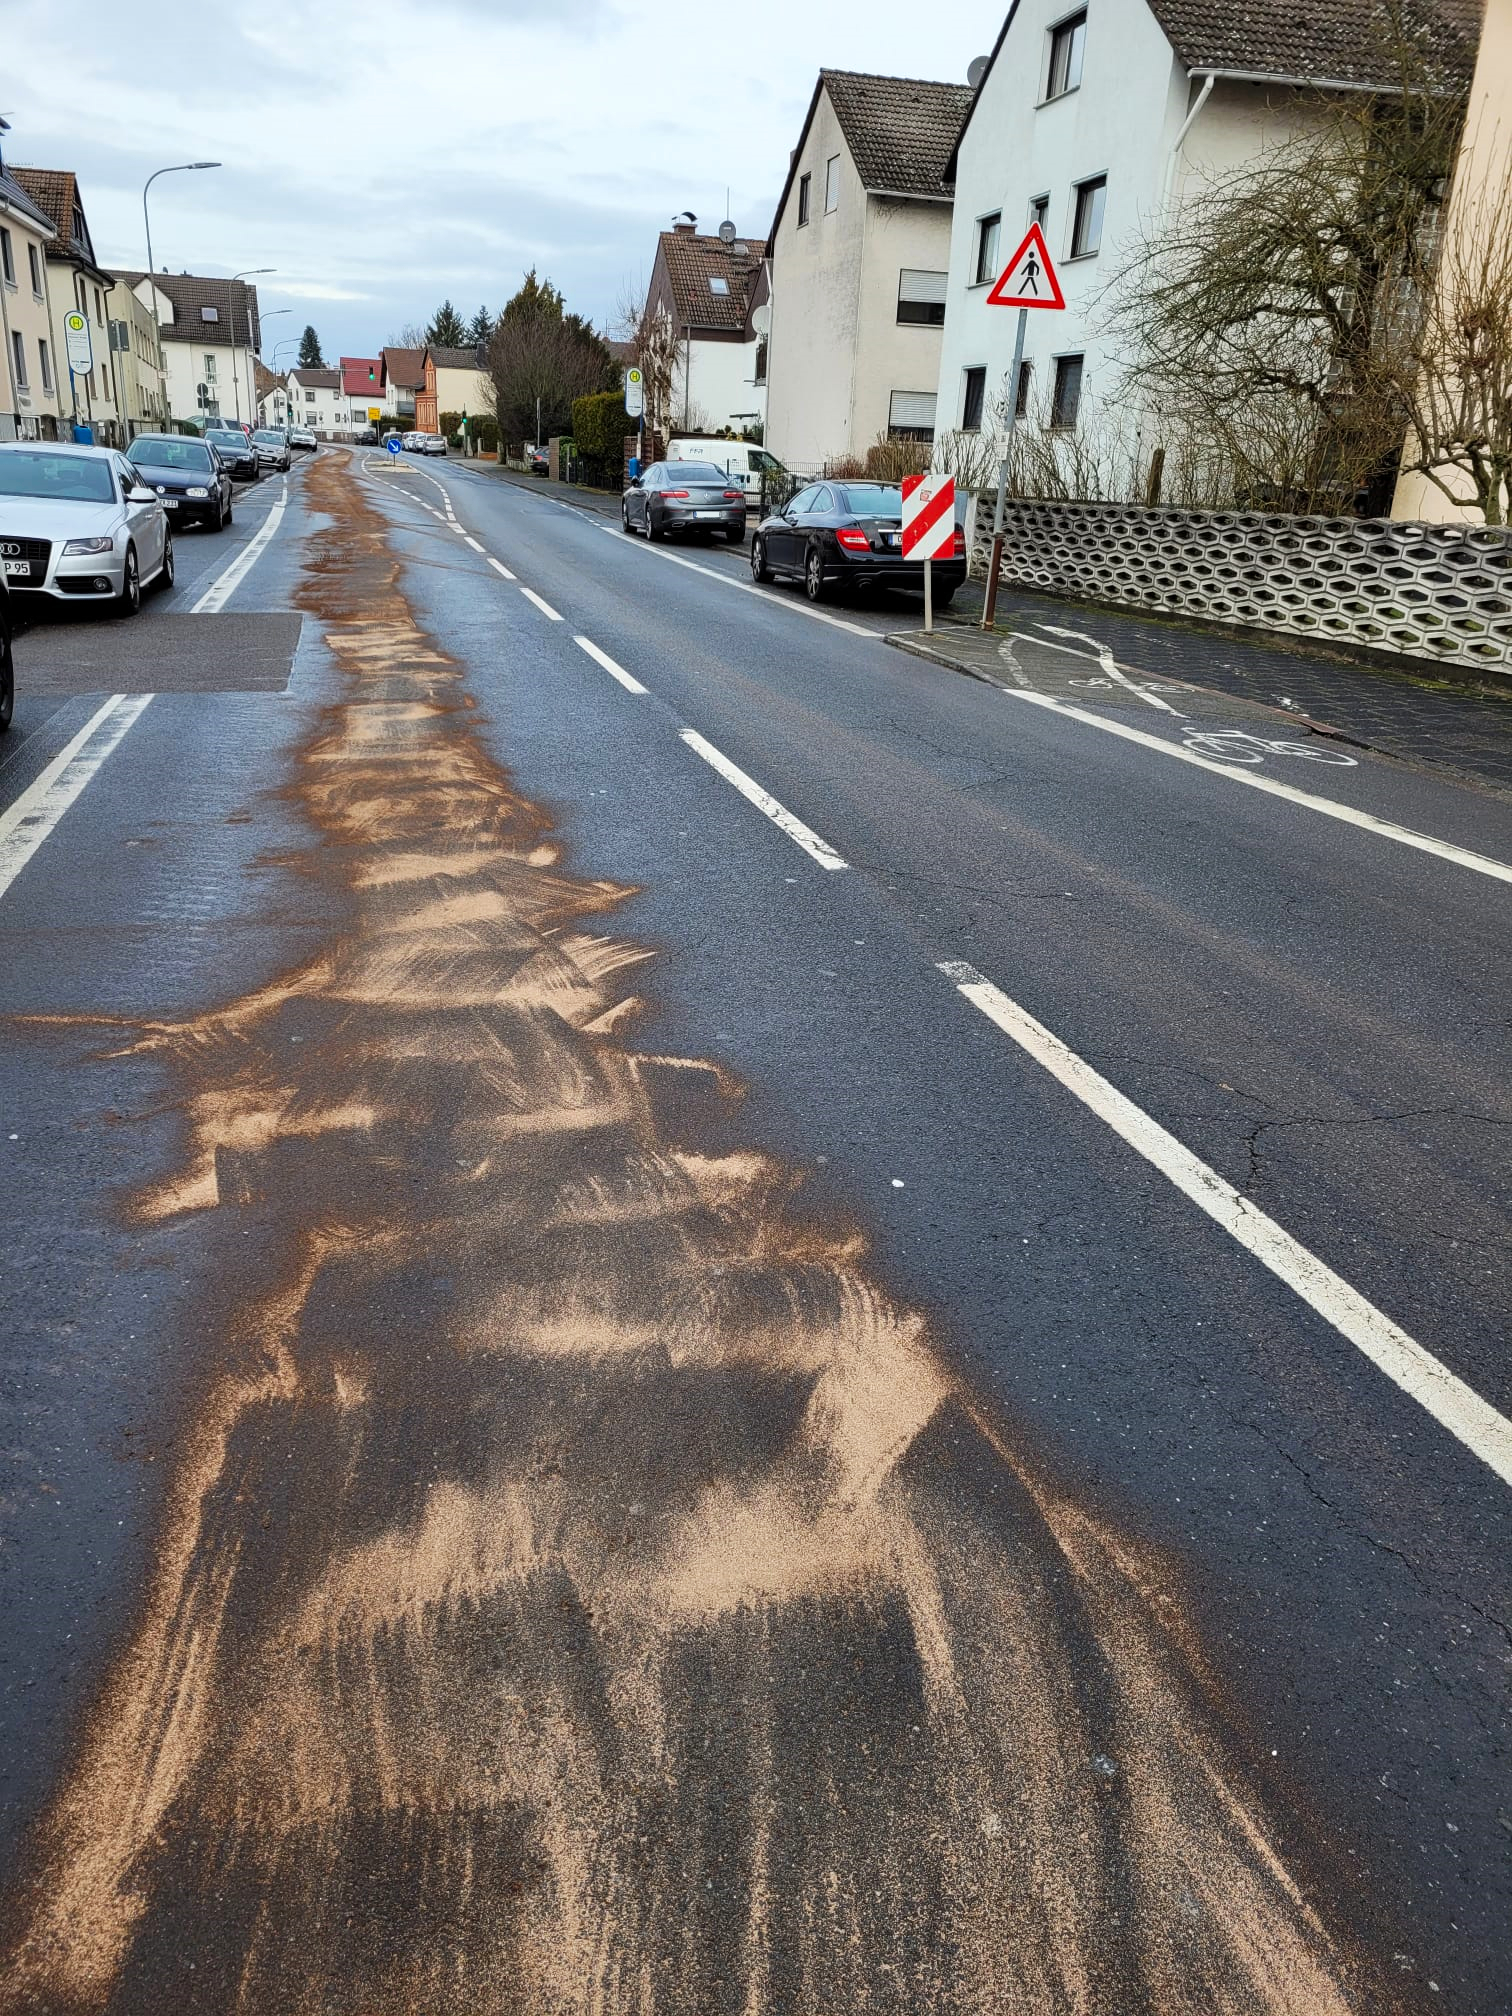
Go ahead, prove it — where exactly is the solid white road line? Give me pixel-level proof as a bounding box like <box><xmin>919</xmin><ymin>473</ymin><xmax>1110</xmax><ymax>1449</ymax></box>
<box><xmin>190</xmin><ymin>478</ymin><xmax>288</xmax><ymax>614</ymax></box>
<box><xmin>0</xmin><ymin>695</ymin><xmax>154</xmax><ymax>901</ymax></box>
<box><xmin>595</xmin><ymin>522</ymin><xmax>879</xmax><ymax>638</ymax></box>
<box><xmin>575</xmin><ymin>635</ymin><xmax>648</xmax><ymax>694</ymax></box>
<box><xmin>487</xmin><ymin>556</ymin><xmax>517</xmax><ymax>581</ymax></box>
<box><xmin>519</xmin><ymin>586</ymin><xmax>562</xmax><ymax>621</ymax></box>
<box><xmin>1004</xmin><ymin>689</ymin><xmax>1512</xmax><ymax>885</ymax></box>
<box><xmin>679</xmin><ymin>729</ymin><xmax>848</xmax><ymax>870</ymax></box>
<box><xmin>939</xmin><ymin>959</ymin><xmax>1512</xmax><ymax>1489</ymax></box>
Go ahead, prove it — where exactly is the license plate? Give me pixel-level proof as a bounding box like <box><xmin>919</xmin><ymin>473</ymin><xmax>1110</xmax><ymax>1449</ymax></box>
<box><xmin>697</xmin><ymin>510</ymin><xmax>721</xmax><ymax>519</ymax></box>
<box><xmin>3</xmin><ymin>560</ymin><xmax>30</xmax><ymax>577</ymax></box>
<box><xmin>885</xmin><ymin>532</ymin><xmax>901</xmax><ymax>547</ymax></box>
<box><xmin>162</xmin><ymin>498</ymin><xmax>178</xmax><ymax>509</ymax></box>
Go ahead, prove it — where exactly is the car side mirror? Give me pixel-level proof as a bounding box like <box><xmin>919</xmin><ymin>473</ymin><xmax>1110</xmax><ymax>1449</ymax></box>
<box><xmin>126</xmin><ymin>484</ymin><xmax>157</xmax><ymax>504</ymax></box>
<box><xmin>629</xmin><ymin>477</ymin><xmax>642</xmax><ymax>489</ymax></box>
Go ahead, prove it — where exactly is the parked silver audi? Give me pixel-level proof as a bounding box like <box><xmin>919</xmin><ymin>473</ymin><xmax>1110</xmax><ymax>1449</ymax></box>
<box><xmin>0</xmin><ymin>441</ymin><xmax>172</xmax><ymax>615</ymax></box>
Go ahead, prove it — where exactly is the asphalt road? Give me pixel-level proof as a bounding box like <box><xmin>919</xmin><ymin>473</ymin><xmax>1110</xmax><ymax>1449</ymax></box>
<box><xmin>0</xmin><ymin>445</ymin><xmax>1507</xmax><ymax>2014</ymax></box>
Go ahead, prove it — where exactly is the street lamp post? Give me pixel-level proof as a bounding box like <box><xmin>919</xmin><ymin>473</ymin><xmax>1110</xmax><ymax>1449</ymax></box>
<box><xmin>227</xmin><ymin>268</ymin><xmax>273</xmax><ymax>423</ymax></box>
<box><xmin>142</xmin><ymin>161</ymin><xmax>219</xmax><ymax>427</ymax></box>
<box><xmin>252</xmin><ymin>310</ymin><xmax>292</xmax><ymax>423</ymax></box>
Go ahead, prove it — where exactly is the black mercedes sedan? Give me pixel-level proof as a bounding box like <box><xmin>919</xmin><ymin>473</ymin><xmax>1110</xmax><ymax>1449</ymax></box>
<box><xmin>622</xmin><ymin>462</ymin><xmax>746</xmax><ymax>543</ymax></box>
<box><xmin>750</xmin><ymin>480</ymin><xmax>967</xmax><ymax>603</ymax></box>
<box><xmin>126</xmin><ymin>434</ymin><xmax>234</xmax><ymax>531</ymax></box>
<box><xmin>206</xmin><ymin>428</ymin><xmax>259</xmax><ymax>483</ymax></box>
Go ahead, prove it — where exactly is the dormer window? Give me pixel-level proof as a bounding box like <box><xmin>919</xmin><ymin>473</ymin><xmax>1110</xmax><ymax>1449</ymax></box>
<box><xmin>201</xmin><ymin>305</ymin><xmax>219</xmax><ymax>322</ymax></box>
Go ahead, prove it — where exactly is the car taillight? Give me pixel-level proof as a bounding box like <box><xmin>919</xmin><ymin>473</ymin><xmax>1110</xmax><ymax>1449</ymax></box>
<box><xmin>836</xmin><ymin>526</ymin><xmax>871</xmax><ymax>552</ymax></box>
<box><xmin>723</xmin><ymin>490</ymin><xmax>743</xmax><ymax>501</ymax></box>
<box><xmin>664</xmin><ymin>489</ymin><xmax>689</xmax><ymax>499</ymax></box>
<box><xmin>952</xmin><ymin>531</ymin><xmax>966</xmax><ymax>556</ymax></box>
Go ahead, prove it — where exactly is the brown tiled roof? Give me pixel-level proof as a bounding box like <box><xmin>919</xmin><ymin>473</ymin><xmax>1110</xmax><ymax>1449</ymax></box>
<box><xmin>821</xmin><ymin>71</ymin><xmax>975</xmax><ymax>197</ymax></box>
<box><xmin>10</xmin><ymin>167</ymin><xmax>103</xmax><ymax>269</ymax></box>
<box><xmin>252</xmin><ymin>357</ymin><xmax>283</xmax><ymax>400</ymax></box>
<box><xmin>952</xmin><ymin>0</ymin><xmax>1481</xmax><ymax>171</ymax></box>
<box><xmin>425</xmin><ymin>344</ymin><xmax>485</xmax><ymax>370</ymax></box>
<box><xmin>656</xmin><ymin>232</ymin><xmax>759</xmax><ymax>332</ymax></box>
<box><xmin>1147</xmin><ymin>0</ymin><xmax>1481</xmax><ymax>83</ymax></box>
<box><xmin>114</xmin><ymin>269</ymin><xmax>262</xmax><ymax>349</ymax></box>
<box><xmin>381</xmin><ymin>346</ymin><xmax>426</xmax><ymax>389</ymax></box>
<box><xmin>0</xmin><ymin>166</ymin><xmax>58</xmax><ymax>238</ymax></box>
<box><xmin>291</xmin><ymin>367</ymin><xmax>341</xmax><ymax>389</ymax></box>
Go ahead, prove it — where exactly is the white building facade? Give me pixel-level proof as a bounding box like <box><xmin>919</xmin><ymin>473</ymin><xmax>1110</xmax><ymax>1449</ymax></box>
<box><xmin>0</xmin><ymin>134</ymin><xmax>64</xmax><ymax>440</ymax></box>
<box><xmin>286</xmin><ymin>366</ymin><xmax>343</xmax><ymax>434</ymax></box>
<box><xmin>934</xmin><ymin>0</ymin><xmax>1472</xmax><ymax>485</ymax></box>
<box><xmin>122</xmin><ymin>271</ymin><xmax>262</xmax><ymax>428</ymax></box>
<box><xmin>764</xmin><ymin>70</ymin><xmax>972</xmax><ymax>473</ymax></box>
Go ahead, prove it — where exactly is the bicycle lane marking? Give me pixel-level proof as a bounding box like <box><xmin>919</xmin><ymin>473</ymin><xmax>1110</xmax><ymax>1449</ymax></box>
<box><xmin>1000</xmin><ymin>689</ymin><xmax>1512</xmax><ymax>884</ymax></box>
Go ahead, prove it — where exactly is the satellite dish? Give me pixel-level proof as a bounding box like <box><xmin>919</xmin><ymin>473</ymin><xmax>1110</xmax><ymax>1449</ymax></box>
<box><xmin>718</xmin><ymin>219</ymin><xmax>737</xmax><ymax>244</ymax></box>
<box><xmin>967</xmin><ymin>53</ymin><xmax>990</xmax><ymax>86</ymax></box>
<box><xmin>750</xmin><ymin>303</ymin><xmax>771</xmax><ymax>336</ymax></box>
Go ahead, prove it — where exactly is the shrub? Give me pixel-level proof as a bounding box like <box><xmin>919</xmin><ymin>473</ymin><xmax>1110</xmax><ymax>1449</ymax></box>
<box><xmin>571</xmin><ymin>389</ymin><xmax>629</xmax><ymax>486</ymax></box>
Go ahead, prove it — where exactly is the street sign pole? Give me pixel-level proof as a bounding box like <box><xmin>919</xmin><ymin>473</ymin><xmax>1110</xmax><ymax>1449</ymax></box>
<box><xmin>981</xmin><ymin>306</ymin><xmax>1027</xmax><ymax>631</ymax></box>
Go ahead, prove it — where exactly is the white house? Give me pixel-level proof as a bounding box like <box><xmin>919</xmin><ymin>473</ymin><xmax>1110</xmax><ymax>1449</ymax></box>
<box><xmin>933</xmin><ymin>0</ymin><xmax>1482</xmax><ymax>481</ymax></box>
<box><xmin>11</xmin><ymin>167</ymin><xmax>121</xmax><ymax>443</ymax></box>
<box><xmin>764</xmin><ymin>71</ymin><xmax>974</xmax><ymax>471</ymax></box>
<box><xmin>643</xmin><ymin>222</ymin><xmax>767</xmax><ymax>437</ymax></box>
<box><xmin>120</xmin><ymin>269</ymin><xmax>262</xmax><ymax>428</ymax></box>
<box><xmin>286</xmin><ymin>365</ymin><xmax>343</xmax><ymax>435</ymax></box>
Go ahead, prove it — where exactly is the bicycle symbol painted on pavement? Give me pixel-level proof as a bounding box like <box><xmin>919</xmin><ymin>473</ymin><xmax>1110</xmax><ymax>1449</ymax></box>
<box><xmin>1180</xmin><ymin>729</ymin><xmax>1357</xmax><ymax>767</ymax></box>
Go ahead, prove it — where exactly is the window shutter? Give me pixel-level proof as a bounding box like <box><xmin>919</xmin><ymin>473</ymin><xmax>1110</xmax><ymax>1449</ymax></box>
<box><xmin>898</xmin><ymin>269</ymin><xmax>947</xmax><ymax>306</ymax></box>
<box><xmin>889</xmin><ymin>390</ymin><xmax>937</xmax><ymax>431</ymax></box>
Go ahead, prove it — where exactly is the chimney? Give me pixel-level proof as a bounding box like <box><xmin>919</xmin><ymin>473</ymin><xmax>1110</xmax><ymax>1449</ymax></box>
<box><xmin>673</xmin><ymin>219</ymin><xmax>696</xmax><ymax>235</ymax></box>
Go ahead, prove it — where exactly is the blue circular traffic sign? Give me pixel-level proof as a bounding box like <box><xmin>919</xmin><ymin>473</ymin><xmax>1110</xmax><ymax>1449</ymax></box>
<box><xmin>386</xmin><ymin>435</ymin><xmax>402</xmax><ymax>455</ymax></box>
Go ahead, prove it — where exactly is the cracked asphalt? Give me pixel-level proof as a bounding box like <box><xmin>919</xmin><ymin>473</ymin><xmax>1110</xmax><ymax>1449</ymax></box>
<box><xmin>0</xmin><ymin>446</ymin><xmax>1508</xmax><ymax>2012</ymax></box>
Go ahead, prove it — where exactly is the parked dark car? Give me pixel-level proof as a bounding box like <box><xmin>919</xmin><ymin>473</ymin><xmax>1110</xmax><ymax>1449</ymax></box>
<box><xmin>205</xmin><ymin>428</ymin><xmax>258</xmax><ymax>483</ymax></box>
<box><xmin>0</xmin><ymin>573</ymin><xmax>12</xmax><ymax>733</ymax></box>
<box><xmin>126</xmin><ymin>433</ymin><xmax>234</xmax><ymax>530</ymax></box>
<box><xmin>622</xmin><ymin>461</ymin><xmax>746</xmax><ymax>543</ymax></box>
<box><xmin>252</xmin><ymin>429</ymin><xmax>292</xmax><ymax>473</ymax></box>
<box><xmin>528</xmin><ymin>446</ymin><xmax>550</xmax><ymax>476</ymax></box>
<box><xmin>750</xmin><ymin>479</ymin><xmax>967</xmax><ymax>603</ymax></box>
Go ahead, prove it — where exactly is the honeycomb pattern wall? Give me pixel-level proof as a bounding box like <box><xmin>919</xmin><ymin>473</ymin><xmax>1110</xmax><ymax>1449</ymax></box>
<box><xmin>975</xmin><ymin>501</ymin><xmax>1512</xmax><ymax>674</ymax></box>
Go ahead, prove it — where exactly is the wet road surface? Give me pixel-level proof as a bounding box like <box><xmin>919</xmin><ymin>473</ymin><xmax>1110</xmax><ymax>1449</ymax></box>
<box><xmin>1</xmin><ymin>447</ymin><xmax>1508</xmax><ymax>2012</ymax></box>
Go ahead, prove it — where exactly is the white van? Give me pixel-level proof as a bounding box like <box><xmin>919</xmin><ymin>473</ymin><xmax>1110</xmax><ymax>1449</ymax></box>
<box><xmin>665</xmin><ymin>439</ymin><xmax>786</xmax><ymax>504</ymax></box>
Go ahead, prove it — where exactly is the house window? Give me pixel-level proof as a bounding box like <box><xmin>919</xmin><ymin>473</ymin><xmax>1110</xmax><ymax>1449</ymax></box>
<box><xmin>28</xmin><ymin>243</ymin><xmax>41</xmax><ymax>294</ymax></box>
<box><xmin>897</xmin><ymin>269</ymin><xmax>947</xmax><ymax>325</ymax></box>
<box><xmin>1046</xmin><ymin>11</ymin><xmax>1087</xmax><ymax>98</ymax></box>
<box><xmin>10</xmin><ymin>330</ymin><xmax>27</xmax><ymax>388</ymax></box>
<box><xmin>306</xmin><ymin>389</ymin><xmax>316</xmax><ymax>403</ymax></box>
<box><xmin>888</xmin><ymin>389</ymin><xmax>936</xmax><ymax>441</ymax></box>
<box><xmin>0</xmin><ymin>229</ymin><xmax>12</xmax><ymax>285</ymax></box>
<box><xmin>1050</xmin><ymin>354</ymin><xmax>1083</xmax><ymax>428</ymax></box>
<box><xmin>1030</xmin><ymin>194</ymin><xmax>1049</xmax><ymax>229</ymax></box>
<box><xmin>201</xmin><ymin>305</ymin><xmax>219</xmax><ymax>323</ymax></box>
<box><xmin>709</xmin><ymin>276</ymin><xmax>729</xmax><ymax>295</ymax></box>
<box><xmin>1015</xmin><ymin>359</ymin><xmax>1033</xmax><ymax>417</ymax></box>
<box><xmin>94</xmin><ymin>287</ymin><xmax>103</xmax><ymax>322</ymax></box>
<box><xmin>824</xmin><ymin>155</ymin><xmax>840</xmax><ymax>213</ymax></box>
<box><xmin>1069</xmin><ymin>175</ymin><xmax>1106</xmax><ymax>258</ymax></box>
<box><xmin>204</xmin><ymin>354</ymin><xmax>217</xmax><ymax>380</ymax></box>
<box><xmin>754</xmin><ymin>337</ymin><xmax>768</xmax><ymax>384</ymax></box>
<box><xmin>798</xmin><ymin>173</ymin><xmax>811</xmax><ymax>227</ymax></box>
<box><xmin>39</xmin><ymin>338</ymin><xmax>53</xmax><ymax>392</ymax></box>
<box><xmin>962</xmin><ymin>367</ymin><xmax>986</xmax><ymax>431</ymax></box>
<box><xmin>973</xmin><ymin>213</ymin><xmax>1001</xmax><ymax>286</ymax></box>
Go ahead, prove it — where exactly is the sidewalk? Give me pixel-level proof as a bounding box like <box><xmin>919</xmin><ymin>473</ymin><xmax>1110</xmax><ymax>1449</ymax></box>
<box><xmin>889</xmin><ymin>584</ymin><xmax>1512</xmax><ymax>797</ymax></box>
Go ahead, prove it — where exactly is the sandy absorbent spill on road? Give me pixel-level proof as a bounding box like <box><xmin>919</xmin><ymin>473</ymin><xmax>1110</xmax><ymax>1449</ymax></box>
<box><xmin>1</xmin><ymin>457</ymin><xmax>1366</xmax><ymax>2014</ymax></box>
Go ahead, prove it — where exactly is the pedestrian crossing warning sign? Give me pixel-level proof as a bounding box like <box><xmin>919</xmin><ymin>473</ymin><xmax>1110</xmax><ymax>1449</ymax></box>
<box><xmin>985</xmin><ymin>224</ymin><xmax>1066</xmax><ymax>309</ymax></box>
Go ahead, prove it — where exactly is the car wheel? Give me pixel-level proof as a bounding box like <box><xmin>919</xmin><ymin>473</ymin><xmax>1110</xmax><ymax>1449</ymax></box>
<box><xmin>621</xmin><ymin>505</ymin><xmax>635</xmax><ymax>535</ymax></box>
<box><xmin>157</xmin><ymin>530</ymin><xmax>175</xmax><ymax>591</ymax></box>
<box><xmin>751</xmin><ymin>535</ymin><xmax>773</xmax><ymax>584</ymax></box>
<box><xmin>116</xmin><ymin>544</ymin><xmax>141</xmax><ymax>618</ymax></box>
<box><xmin>804</xmin><ymin>544</ymin><xmax>827</xmax><ymax>603</ymax></box>
<box><xmin>225</xmin><ymin>497</ymin><xmax>234</xmax><ymax>525</ymax></box>
<box><xmin>0</xmin><ymin>619</ymin><xmax>13</xmax><ymax>733</ymax></box>
<box><xmin>643</xmin><ymin>509</ymin><xmax>657</xmax><ymax>541</ymax></box>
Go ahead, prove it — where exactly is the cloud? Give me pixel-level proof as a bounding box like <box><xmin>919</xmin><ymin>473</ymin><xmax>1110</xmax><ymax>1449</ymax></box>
<box><xmin>3</xmin><ymin>0</ymin><xmax>999</xmax><ymax>357</ymax></box>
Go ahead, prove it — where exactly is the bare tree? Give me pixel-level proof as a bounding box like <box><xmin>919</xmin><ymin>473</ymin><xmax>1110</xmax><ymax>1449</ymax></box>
<box><xmin>616</xmin><ymin>285</ymin><xmax>678</xmax><ymax>441</ymax></box>
<box><xmin>1103</xmin><ymin>9</ymin><xmax>1471</xmax><ymax>514</ymax></box>
<box><xmin>1387</xmin><ymin>132</ymin><xmax>1512</xmax><ymax>523</ymax></box>
<box><xmin>384</xmin><ymin>323</ymin><xmax>427</xmax><ymax>350</ymax></box>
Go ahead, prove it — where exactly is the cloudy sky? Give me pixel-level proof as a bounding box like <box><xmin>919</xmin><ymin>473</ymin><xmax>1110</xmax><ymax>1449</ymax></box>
<box><xmin>5</xmin><ymin>0</ymin><xmax>1000</xmax><ymax>363</ymax></box>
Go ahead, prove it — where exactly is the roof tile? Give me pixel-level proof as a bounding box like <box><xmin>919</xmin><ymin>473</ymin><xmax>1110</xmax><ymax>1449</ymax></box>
<box><xmin>820</xmin><ymin>70</ymin><xmax>975</xmax><ymax>198</ymax></box>
<box><xmin>656</xmin><ymin>232</ymin><xmax>759</xmax><ymax>331</ymax></box>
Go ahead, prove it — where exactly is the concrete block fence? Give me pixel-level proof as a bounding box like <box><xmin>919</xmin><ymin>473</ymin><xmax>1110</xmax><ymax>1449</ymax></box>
<box><xmin>969</xmin><ymin>497</ymin><xmax>1512</xmax><ymax>675</ymax></box>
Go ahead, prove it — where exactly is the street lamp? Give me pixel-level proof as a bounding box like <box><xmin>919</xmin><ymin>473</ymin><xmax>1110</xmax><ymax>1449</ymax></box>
<box><xmin>142</xmin><ymin>161</ymin><xmax>220</xmax><ymax>426</ymax></box>
<box><xmin>227</xmin><ymin>268</ymin><xmax>272</xmax><ymax>423</ymax></box>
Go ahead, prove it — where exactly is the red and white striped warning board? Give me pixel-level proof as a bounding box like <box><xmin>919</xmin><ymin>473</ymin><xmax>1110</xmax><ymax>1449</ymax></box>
<box><xmin>901</xmin><ymin>473</ymin><xmax>956</xmax><ymax>559</ymax></box>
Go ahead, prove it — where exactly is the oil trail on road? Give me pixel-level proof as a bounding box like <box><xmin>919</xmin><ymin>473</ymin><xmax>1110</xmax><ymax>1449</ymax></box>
<box><xmin>2</xmin><ymin>456</ymin><xmax>1371</xmax><ymax>2013</ymax></box>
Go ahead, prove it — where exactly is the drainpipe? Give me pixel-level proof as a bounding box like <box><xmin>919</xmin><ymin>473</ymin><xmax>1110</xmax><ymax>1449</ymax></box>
<box><xmin>1163</xmin><ymin>71</ymin><xmax>1215</xmax><ymax>207</ymax></box>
